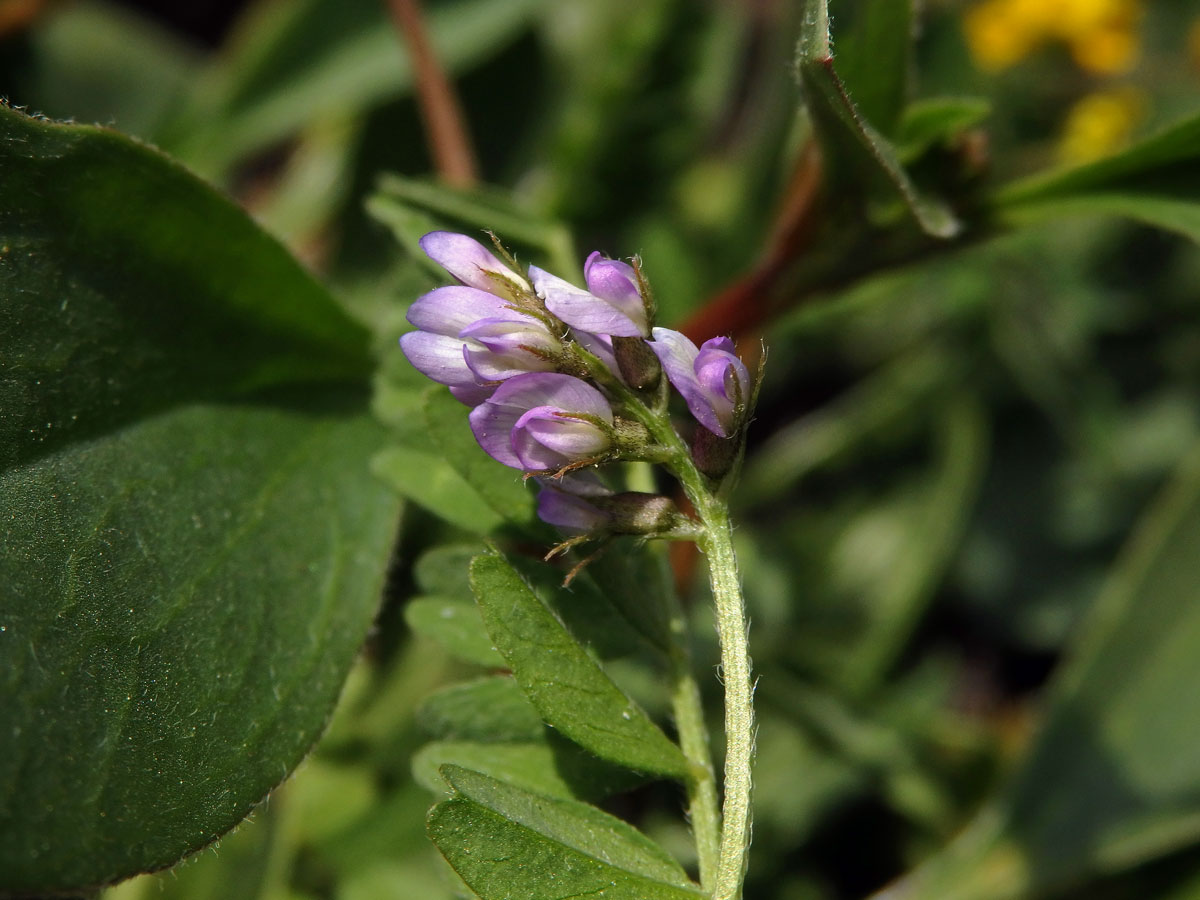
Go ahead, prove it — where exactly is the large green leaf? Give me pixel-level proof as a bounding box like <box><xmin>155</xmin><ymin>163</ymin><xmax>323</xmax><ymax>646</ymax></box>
<box><xmin>0</xmin><ymin>104</ymin><xmax>370</xmax><ymax>472</ymax></box>
<box><xmin>0</xmin><ymin>108</ymin><xmax>398</xmax><ymax>891</ymax></box>
<box><xmin>891</xmin><ymin>441</ymin><xmax>1200</xmax><ymax>899</ymax></box>
<box><xmin>994</xmin><ymin>112</ymin><xmax>1200</xmax><ymax>244</ymax></box>
<box><xmin>429</xmin><ymin>767</ymin><xmax>704</xmax><ymax>900</ymax></box>
<box><xmin>469</xmin><ymin>554</ymin><xmax>691</xmax><ymax>779</ymax></box>
<box><xmin>0</xmin><ymin>403</ymin><xmax>398</xmax><ymax>891</ymax></box>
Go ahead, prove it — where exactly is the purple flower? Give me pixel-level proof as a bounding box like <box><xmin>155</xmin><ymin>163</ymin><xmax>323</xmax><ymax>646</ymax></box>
<box><xmin>536</xmin><ymin>473</ymin><xmax>613</xmax><ymax>532</ymax></box>
<box><xmin>469</xmin><ymin>372</ymin><xmax>614</xmax><ymax>472</ymax></box>
<box><xmin>420</xmin><ymin>231</ymin><xmax>527</xmax><ymax>298</ymax></box>
<box><xmin>399</xmin><ymin>286</ymin><xmax>560</xmax><ymax>405</ymax></box>
<box><xmin>530</xmin><ymin>253</ymin><xmax>649</xmax><ymax>338</ymax></box>
<box><xmin>649</xmin><ymin>328</ymin><xmax>751</xmax><ymax>438</ymax></box>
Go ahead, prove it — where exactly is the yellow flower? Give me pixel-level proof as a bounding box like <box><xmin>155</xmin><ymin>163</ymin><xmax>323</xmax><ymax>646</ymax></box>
<box><xmin>1057</xmin><ymin>87</ymin><xmax>1143</xmax><ymax>164</ymax></box>
<box><xmin>964</xmin><ymin>0</ymin><xmax>1046</xmax><ymax>70</ymax></box>
<box><xmin>1057</xmin><ymin>0</ymin><xmax>1141</xmax><ymax>73</ymax></box>
<box><xmin>964</xmin><ymin>0</ymin><xmax>1141</xmax><ymax>74</ymax></box>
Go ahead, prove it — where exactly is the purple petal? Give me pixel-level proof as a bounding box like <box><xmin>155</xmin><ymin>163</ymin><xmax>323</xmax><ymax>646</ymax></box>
<box><xmin>537</xmin><ymin>487</ymin><xmax>608</xmax><ymax>532</ymax></box>
<box><xmin>700</xmin><ymin>336</ymin><xmax>737</xmax><ymax>355</ymax></box>
<box><xmin>512</xmin><ymin>407</ymin><xmax>610</xmax><ymax>470</ymax></box>
<box><xmin>572</xmin><ymin>329</ymin><xmax>623</xmax><ymax>381</ymax></box>
<box><xmin>407</xmin><ymin>286</ymin><xmax>513</xmax><ymax>336</ymax></box>
<box><xmin>468</xmin><ymin>373</ymin><xmax>613</xmax><ymax>470</ymax></box>
<box><xmin>584</xmin><ymin>253</ymin><xmax>646</xmax><ymax>332</ymax></box>
<box><xmin>696</xmin><ymin>338</ymin><xmax>751</xmax><ymax>416</ymax></box>
<box><xmin>649</xmin><ymin>328</ymin><xmax>726</xmax><ymax>436</ymax></box>
<box><xmin>449</xmin><ymin>383</ymin><xmax>495</xmax><ymax>406</ymax></box>
<box><xmin>460</xmin><ymin>317</ymin><xmax>559</xmax><ymax>381</ymax></box>
<box><xmin>548</xmin><ymin>471</ymin><xmax>613</xmax><ymax>498</ymax></box>
<box><xmin>399</xmin><ymin>331</ymin><xmax>476</xmax><ymax>387</ymax></box>
<box><xmin>420</xmin><ymin>232</ymin><xmax>525</xmax><ymax>295</ymax></box>
<box><xmin>532</xmin><ymin>265</ymin><xmax>645</xmax><ymax>338</ymax></box>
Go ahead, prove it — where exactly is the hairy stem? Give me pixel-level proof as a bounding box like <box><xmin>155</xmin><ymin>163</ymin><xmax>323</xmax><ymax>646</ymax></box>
<box><xmin>602</xmin><ymin>363</ymin><xmax>755</xmax><ymax>898</ymax></box>
<box><xmin>666</xmin><ymin>584</ymin><xmax>721</xmax><ymax>892</ymax></box>
<box><xmin>694</xmin><ymin>496</ymin><xmax>754</xmax><ymax>900</ymax></box>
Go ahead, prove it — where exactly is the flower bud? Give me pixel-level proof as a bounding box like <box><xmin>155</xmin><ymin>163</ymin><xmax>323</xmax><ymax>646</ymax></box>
<box><xmin>531</xmin><ymin>254</ymin><xmax>650</xmax><ymax>338</ymax></box>
<box><xmin>691</xmin><ymin>423</ymin><xmax>740</xmax><ymax>479</ymax></box>
<box><xmin>648</xmin><ymin>328</ymin><xmax>751</xmax><ymax>438</ymax></box>
<box><xmin>612</xmin><ymin>335</ymin><xmax>661</xmax><ymax>389</ymax></box>
<box><xmin>537</xmin><ymin>475</ymin><xmax>697</xmax><ymax>539</ymax></box>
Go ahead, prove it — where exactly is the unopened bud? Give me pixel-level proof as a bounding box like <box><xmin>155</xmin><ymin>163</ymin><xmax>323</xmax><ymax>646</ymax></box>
<box><xmin>612</xmin><ymin>336</ymin><xmax>662</xmax><ymax>389</ymax></box>
<box><xmin>692</xmin><ymin>423</ymin><xmax>740</xmax><ymax>479</ymax></box>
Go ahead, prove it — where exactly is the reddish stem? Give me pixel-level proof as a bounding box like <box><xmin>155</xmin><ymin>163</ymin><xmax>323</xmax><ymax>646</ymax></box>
<box><xmin>384</xmin><ymin>0</ymin><xmax>479</xmax><ymax>186</ymax></box>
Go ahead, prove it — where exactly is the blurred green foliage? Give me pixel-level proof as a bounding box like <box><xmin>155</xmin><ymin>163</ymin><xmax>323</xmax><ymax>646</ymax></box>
<box><xmin>6</xmin><ymin>0</ymin><xmax>1200</xmax><ymax>897</ymax></box>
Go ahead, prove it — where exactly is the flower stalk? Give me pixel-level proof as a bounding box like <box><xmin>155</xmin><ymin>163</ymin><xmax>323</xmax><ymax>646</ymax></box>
<box><xmin>400</xmin><ymin>230</ymin><xmax>758</xmax><ymax>900</ymax></box>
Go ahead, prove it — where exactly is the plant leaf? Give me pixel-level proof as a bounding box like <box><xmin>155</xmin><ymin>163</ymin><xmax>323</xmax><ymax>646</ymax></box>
<box><xmin>891</xmin><ymin>440</ymin><xmax>1200</xmax><ymax>898</ymax></box>
<box><xmin>0</xmin><ymin>403</ymin><xmax>398</xmax><ymax>892</ymax></box>
<box><xmin>429</xmin><ymin>796</ymin><xmax>704</xmax><ymax>900</ymax></box>
<box><xmin>417</xmin><ymin>677</ymin><xmax>544</xmax><ymax>743</ymax></box>
<box><xmin>833</xmin><ymin>0</ymin><xmax>913</xmax><ymax>138</ymax></box>
<box><xmin>437</xmin><ymin>766</ymin><xmax>695</xmax><ymax>888</ymax></box>
<box><xmin>369</xmin><ymin>175</ymin><xmax>579</xmax><ymax>279</ymax></box>
<box><xmin>993</xmin><ymin>112</ymin><xmax>1200</xmax><ymax>244</ymax></box>
<box><xmin>405</xmin><ymin>597</ymin><xmax>506</xmax><ymax>667</ymax></box>
<box><xmin>469</xmin><ymin>553</ymin><xmax>691</xmax><ymax>779</ymax></box>
<box><xmin>422</xmin><ymin>387</ymin><xmax>540</xmax><ymax>532</ymax></box>
<box><xmin>0</xmin><ymin>104</ymin><xmax>371</xmax><ymax>474</ymax></box>
<box><xmin>412</xmin><ymin>739</ymin><xmax>644</xmax><ymax>803</ymax></box>
<box><xmin>897</xmin><ymin>97</ymin><xmax>991</xmax><ymax>163</ymax></box>
<box><xmin>372</xmin><ymin>445</ymin><xmax>505</xmax><ymax>535</ymax></box>
<box><xmin>0</xmin><ymin>107</ymin><xmax>397</xmax><ymax>891</ymax></box>
<box><xmin>796</xmin><ymin>0</ymin><xmax>959</xmax><ymax>238</ymax></box>
<box><xmin>509</xmin><ymin>554</ymin><xmax>662</xmax><ymax>661</ymax></box>
<box><xmin>160</xmin><ymin>0</ymin><xmax>545</xmax><ymax>178</ymax></box>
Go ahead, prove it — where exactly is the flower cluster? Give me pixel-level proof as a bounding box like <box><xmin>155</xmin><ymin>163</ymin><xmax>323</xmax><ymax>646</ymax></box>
<box><xmin>400</xmin><ymin>231</ymin><xmax>753</xmax><ymax>540</ymax></box>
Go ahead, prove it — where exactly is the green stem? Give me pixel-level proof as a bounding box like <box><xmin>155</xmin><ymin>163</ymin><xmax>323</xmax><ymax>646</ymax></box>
<box><xmin>666</xmin><ymin>582</ymin><xmax>721</xmax><ymax>892</ymax></box>
<box><xmin>597</xmin><ymin>359</ymin><xmax>755</xmax><ymax>898</ymax></box>
<box><xmin>693</xmin><ymin>495</ymin><xmax>754</xmax><ymax>900</ymax></box>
